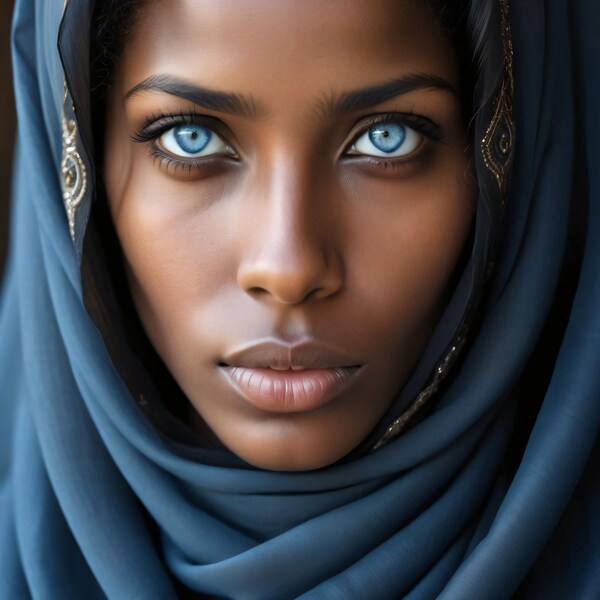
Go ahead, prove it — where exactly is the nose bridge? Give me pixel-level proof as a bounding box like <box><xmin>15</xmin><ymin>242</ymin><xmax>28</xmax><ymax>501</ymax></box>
<box><xmin>237</xmin><ymin>154</ymin><xmax>342</xmax><ymax>304</ymax></box>
<box><xmin>265</xmin><ymin>160</ymin><xmax>319</xmax><ymax>258</ymax></box>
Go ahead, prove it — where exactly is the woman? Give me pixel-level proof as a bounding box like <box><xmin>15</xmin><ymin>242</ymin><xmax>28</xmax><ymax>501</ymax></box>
<box><xmin>1</xmin><ymin>0</ymin><xmax>598</xmax><ymax>598</ymax></box>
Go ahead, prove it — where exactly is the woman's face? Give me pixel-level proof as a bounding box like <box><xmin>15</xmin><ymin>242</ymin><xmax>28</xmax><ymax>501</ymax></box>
<box><xmin>104</xmin><ymin>0</ymin><xmax>476</xmax><ymax>470</ymax></box>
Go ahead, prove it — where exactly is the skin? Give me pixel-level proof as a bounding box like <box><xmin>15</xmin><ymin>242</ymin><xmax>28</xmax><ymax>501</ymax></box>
<box><xmin>104</xmin><ymin>0</ymin><xmax>476</xmax><ymax>471</ymax></box>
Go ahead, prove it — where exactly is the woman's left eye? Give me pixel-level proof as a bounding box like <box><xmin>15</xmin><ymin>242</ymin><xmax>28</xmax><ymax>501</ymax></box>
<box><xmin>348</xmin><ymin>121</ymin><xmax>422</xmax><ymax>158</ymax></box>
<box><xmin>159</xmin><ymin>124</ymin><xmax>235</xmax><ymax>158</ymax></box>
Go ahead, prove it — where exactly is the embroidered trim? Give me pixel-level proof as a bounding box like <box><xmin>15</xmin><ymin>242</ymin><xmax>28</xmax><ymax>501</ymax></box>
<box><xmin>372</xmin><ymin>324</ymin><xmax>469</xmax><ymax>451</ymax></box>
<box><xmin>481</xmin><ymin>0</ymin><xmax>515</xmax><ymax>199</ymax></box>
<box><xmin>61</xmin><ymin>107</ymin><xmax>87</xmax><ymax>241</ymax></box>
<box><xmin>60</xmin><ymin>0</ymin><xmax>88</xmax><ymax>242</ymax></box>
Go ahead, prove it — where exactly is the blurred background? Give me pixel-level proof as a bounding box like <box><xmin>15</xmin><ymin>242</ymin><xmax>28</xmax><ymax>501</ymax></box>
<box><xmin>1</xmin><ymin>1</ymin><xmax>16</xmax><ymax>279</ymax></box>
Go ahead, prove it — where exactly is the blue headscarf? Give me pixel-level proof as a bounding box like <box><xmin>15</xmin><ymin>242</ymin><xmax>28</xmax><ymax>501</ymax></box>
<box><xmin>1</xmin><ymin>0</ymin><xmax>598</xmax><ymax>598</ymax></box>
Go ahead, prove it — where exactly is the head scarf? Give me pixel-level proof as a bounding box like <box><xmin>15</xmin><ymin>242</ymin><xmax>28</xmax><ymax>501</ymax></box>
<box><xmin>1</xmin><ymin>0</ymin><xmax>599</xmax><ymax>598</ymax></box>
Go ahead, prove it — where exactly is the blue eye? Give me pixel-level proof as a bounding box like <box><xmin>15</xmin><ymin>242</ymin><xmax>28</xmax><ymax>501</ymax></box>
<box><xmin>369</xmin><ymin>123</ymin><xmax>405</xmax><ymax>152</ymax></box>
<box><xmin>159</xmin><ymin>124</ymin><xmax>235</xmax><ymax>158</ymax></box>
<box><xmin>174</xmin><ymin>125</ymin><xmax>211</xmax><ymax>154</ymax></box>
<box><xmin>350</xmin><ymin>121</ymin><xmax>422</xmax><ymax>158</ymax></box>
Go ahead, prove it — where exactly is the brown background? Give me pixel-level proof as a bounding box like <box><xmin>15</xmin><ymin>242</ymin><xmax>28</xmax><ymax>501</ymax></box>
<box><xmin>1</xmin><ymin>0</ymin><xmax>16</xmax><ymax>278</ymax></box>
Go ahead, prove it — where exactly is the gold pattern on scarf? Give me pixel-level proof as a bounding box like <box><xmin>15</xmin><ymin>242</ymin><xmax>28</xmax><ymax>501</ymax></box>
<box><xmin>481</xmin><ymin>0</ymin><xmax>515</xmax><ymax>199</ymax></box>
<box><xmin>60</xmin><ymin>0</ymin><xmax>88</xmax><ymax>242</ymax></box>
<box><xmin>61</xmin><ymin>86</ymin><xmax>87</xmax><ymax>241</ymax></box>
<box><xmin>372</xmin><ymin>324</ymin><xmax>469</xmax><ymax>451</ymax></box>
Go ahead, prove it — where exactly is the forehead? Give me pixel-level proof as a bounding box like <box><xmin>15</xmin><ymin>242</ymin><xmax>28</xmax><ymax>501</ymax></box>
<box><xmin>120</xmin><ymin>0</ymin><xmax>458</xmax><ymax>109</ymax></box>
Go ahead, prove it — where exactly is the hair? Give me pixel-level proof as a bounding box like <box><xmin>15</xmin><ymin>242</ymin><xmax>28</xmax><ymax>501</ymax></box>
<box><xmin>90</xmin><ymin>0</ymin><xmax>149</xmax><ymax>99</ymax></box>
<box><xmin>420</xmin><ymin>0</ymin><xmax>505</xmax><ymax>123</ymax></box>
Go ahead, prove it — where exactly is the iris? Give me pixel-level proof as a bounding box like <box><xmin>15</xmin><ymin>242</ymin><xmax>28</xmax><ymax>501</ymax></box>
<box><xmin>368</xmin><ymin>123</ymin><xmax>406</xmax><ymax>153</ymax></box>
<box><xmin>173</xmin><ymin>125</ymin><xmax>211</xmax><ymax>155</ymax></box>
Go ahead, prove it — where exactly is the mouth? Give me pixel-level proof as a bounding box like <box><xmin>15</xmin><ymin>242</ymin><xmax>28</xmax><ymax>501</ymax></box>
<box><xmin>217</xmin><ymin>339</ymin><xmax>363</xmax><ymax>413</ymax></box>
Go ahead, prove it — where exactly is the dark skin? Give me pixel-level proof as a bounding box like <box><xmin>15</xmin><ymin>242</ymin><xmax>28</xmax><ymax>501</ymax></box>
<box><xmin>104</xmin><ymin>0</ymin><xmax>476</xmax><ymax>472</ymax></box>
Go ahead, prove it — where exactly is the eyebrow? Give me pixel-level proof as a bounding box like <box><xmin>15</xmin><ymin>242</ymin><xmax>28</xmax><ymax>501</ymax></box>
<box><xmin>124</xmin><ymin>74</ymin><xmax>262</xmax><ymax>117</ymax></box>
<box><xmin>124</xmin><ymin>72</ymin><xmax>458</xmax><ymax>120</ymax></box>
<box><xmin>318</xmin><ymin>73</ymin><xmax>459</xmax><ymax>119</ymax></box>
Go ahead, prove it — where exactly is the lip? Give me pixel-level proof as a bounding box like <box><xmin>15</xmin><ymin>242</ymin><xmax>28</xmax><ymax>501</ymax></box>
<box><xmin>219</xmin><ymin>339</ymin><xmax>363</xmax><ymax>413</ymax></box>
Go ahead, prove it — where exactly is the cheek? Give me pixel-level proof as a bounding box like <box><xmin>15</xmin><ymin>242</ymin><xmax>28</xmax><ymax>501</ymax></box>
<box><xmin>344</xmin><ymin>156</ymin><xmax>476</xmax><ymax>334</ymax></box>
<box><xmin>110</xmin><ymin>187</ymin><xmax>235</xmax><ymax>364</ymax></box>
<box><xmin>104</xmin><ymin>128</ymin><xmax>235</xmax><ymax>366</ymax></box>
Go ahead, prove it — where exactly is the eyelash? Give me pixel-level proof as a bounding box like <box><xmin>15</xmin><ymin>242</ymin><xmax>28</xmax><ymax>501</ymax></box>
<box><xmin>350</xmin><ymin>112</ymin><xmax>444</xmax><ymax>144</ymax></box>
<box><xmin>132</xmin><ymin>111</ymin><xmax>237</xmax><ymax>176</ymax></box>
<box><xmin>132</xmin><ymin>110</ymin><xmax>444</xmax><ymax>176</ymax></box>
<box><xmin>344</xmin><ymin>111</ymin><xmax>443</xmax><ymax>174</ymax></box>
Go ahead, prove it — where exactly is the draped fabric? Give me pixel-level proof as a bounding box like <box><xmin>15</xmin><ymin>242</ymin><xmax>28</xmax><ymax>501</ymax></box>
<box><xmin>0</xmin><ymin>0</ymin><xmax>598</xmax><ymax>599</ymax></box>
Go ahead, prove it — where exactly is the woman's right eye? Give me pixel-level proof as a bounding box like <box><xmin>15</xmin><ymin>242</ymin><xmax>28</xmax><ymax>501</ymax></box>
<box><xmin>159</xmin><ymin>124</ymin><xmax>236</xmax><ymax>158</ymax></box>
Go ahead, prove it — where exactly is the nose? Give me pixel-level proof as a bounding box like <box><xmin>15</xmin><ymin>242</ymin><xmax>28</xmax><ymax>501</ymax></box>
<box><xmin>236</xmin><ymin>168</ymin><xmax>344</xmax><ymax>305</ymax></box>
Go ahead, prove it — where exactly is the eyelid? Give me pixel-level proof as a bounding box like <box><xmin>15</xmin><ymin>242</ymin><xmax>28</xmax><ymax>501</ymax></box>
<box><xmin>342</xmin><ymin>112</ymin><xmax>444</xmax><ymax>157</ymax></box>
<box><xmin>132</xmin><ymin>111</ymin><xmax>241</xmax><ymax>156</ymax></box>
<box><xmin>147</xmin><ymin>147</ymin><xmax>238</xmax><ymax>179</ymax></box>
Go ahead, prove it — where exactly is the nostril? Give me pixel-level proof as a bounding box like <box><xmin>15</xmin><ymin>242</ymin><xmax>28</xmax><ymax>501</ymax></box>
<box><xmin>237</xmin><ymin>251</ymin><xmax>344</xmax><ymax>305</ymax></box>
<box><xmin>247</xmin><ymin>286</ymin><xmax>267</xmax><ymax>295</ymax></box>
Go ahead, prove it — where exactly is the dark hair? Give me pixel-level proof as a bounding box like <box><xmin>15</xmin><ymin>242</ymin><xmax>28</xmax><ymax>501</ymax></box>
<box><xmin>422</xmin><ymin>0</ymin><xmax>505</xmax><ymax>121</ymax></box>
<box><xmin>89</xmin><ymin>0</ymin><xmax>149</xmax><ymax>174</ymax></box>
<box><xmin>90</xmin><ymin>0</ymin><xmax>148</xmax><ymax>100</ymax></box>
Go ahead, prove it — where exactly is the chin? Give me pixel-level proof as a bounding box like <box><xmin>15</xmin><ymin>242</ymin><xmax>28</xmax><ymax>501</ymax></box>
<box><xmin>210</xmin><ymin>417</ymin><xmax>366</xmax><ymax>471</ymax></box>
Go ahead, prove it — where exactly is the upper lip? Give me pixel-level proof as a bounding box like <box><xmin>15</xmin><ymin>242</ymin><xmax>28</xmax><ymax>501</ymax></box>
<box><xmin>220</xmin><ymin>339</ymin><xmax>362</xmax><ymax>370</ymax></box>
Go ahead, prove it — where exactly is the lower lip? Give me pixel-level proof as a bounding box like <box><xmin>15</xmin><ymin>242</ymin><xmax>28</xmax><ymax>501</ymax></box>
<box><xmin>220</xmin><ymin>366</ymin><xmax>361</xmax><ymax>413</ymax></box>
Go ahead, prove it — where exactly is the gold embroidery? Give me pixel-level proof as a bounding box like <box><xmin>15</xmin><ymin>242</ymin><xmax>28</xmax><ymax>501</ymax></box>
<box><xmin>60</xmin><ymin>0</ymin><xmax>88</xmax><ymax>242</ymax></box>
<box><xmin>372</xmin><ymin>326</ymin><xmax>469</xmax><ymax>451</ymax></box>
<box><xmin>61</xmin><ymin>111</ymin><xmax>87</xmax><ymax>241</ymax></box>
<box><xmin>481</xmin><ymin>0</ymin><xmax>515</xmax><ymax>199</ymax></box>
